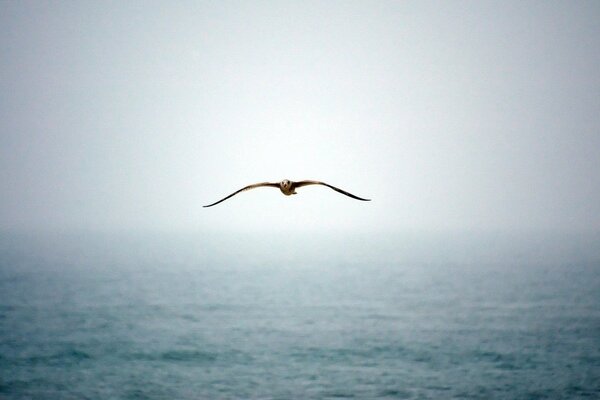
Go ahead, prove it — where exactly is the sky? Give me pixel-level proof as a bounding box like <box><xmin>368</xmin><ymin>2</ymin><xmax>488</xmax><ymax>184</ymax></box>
<box><xmin>1</xmin><ymin>1</ymin><xmax>599</xmax><ymax>234</ymax></box>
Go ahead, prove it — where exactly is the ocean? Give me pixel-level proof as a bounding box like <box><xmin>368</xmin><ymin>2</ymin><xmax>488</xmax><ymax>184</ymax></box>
<box><xmin>0</xmin><ymin>231</ymin><xmax>599</xmax><ymax>399</ymax></box>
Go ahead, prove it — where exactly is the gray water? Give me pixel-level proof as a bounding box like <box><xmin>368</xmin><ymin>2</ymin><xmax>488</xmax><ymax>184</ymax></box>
<box><xmin>1</xmin><ymin>231</ymin><xmax>599</xmax><ymax>399</ymax></box>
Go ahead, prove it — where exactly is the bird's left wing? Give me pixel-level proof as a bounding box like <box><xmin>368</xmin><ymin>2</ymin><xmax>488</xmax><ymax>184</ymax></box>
<box><xmin>203</xmin><ymin>182</ymin><xmax>279</xmax><ymax>207</ymax></box>
<box><xmin>295</xmin><ymin>180</ymin><xmax>371</xmax><ymax>201</ymax></box>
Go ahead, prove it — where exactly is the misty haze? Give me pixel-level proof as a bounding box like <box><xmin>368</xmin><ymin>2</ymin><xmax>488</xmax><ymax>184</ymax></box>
<box><xmin>1</xmin><ymin>1</ymin><xmax>599</xmax><ymax>399</ymax></box>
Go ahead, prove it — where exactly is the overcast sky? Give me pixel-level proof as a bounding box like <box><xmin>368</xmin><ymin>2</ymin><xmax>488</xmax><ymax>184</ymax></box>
<box><xmin>1</xmin><ymin>1</ymin><xmax>599</xmax><ymax>234</ymax></box>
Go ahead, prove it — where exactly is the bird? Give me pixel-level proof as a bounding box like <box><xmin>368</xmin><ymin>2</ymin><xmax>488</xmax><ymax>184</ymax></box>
<box><xmin>203</xmin><ymin>179</ymin><xmax>370</xmax><ymax>207</ymax></box>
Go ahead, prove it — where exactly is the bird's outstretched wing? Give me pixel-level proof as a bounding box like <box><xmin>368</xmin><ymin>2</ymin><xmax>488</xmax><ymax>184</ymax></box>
<box><xmin>203</xmin><ymin>182</ymin><xmax>279</xmax><ymax>207</ymax></box>
<box><xmin>294</xmin><ymin>180</ymin><xmax>371</xmax><ymax>201</ymax></box>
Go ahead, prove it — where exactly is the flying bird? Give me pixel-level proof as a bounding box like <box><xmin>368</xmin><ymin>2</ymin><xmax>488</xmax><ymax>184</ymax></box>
<box><xmin>203</xmin><ymin>179</ymin><xmax>371</xmax><ymax>207</ymax></box>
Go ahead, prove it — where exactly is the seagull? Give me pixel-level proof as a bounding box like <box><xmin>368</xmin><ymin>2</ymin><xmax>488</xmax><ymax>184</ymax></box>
<box><xmin>203</xmin><ymin>179</ymin><xmax>371</xmax><ymax>207</ymax></box>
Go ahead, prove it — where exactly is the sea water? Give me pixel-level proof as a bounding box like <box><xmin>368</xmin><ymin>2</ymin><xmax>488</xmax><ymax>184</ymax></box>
<box><xmin>0</xmin><ymin>231</ymin><xmax>599</xmax><ymax>399</ymax></box>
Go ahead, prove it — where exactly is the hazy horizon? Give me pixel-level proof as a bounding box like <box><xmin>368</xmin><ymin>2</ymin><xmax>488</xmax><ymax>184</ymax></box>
<box><xmin>2</xmin><ymin>4</ymin><xmax>599</xmax><ymax>397</ymax></box>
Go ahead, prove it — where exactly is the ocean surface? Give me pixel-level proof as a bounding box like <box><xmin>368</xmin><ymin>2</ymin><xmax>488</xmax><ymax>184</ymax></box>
<box><xmin>1</xmin><ymin>231</ymin><xmax>599</xmax><ymax>399</ymax></box>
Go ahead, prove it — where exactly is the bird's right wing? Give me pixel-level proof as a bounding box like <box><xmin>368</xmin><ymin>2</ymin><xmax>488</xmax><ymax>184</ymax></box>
<box><xmin>203</xmin><ymin>182</ymin><xmax>279</xmax><ymax>207</ymax></box>
<box><xmin>295</xmin><ymin>180</ymin><xmax>371</xmax><ymax>201</ymax></box>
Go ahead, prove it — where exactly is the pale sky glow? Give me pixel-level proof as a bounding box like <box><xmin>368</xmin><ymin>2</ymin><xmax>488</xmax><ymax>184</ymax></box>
<box><xmin>1</xmin><ymin>1</ymin><xmax>599</xmax><ymax>233</ymax></box>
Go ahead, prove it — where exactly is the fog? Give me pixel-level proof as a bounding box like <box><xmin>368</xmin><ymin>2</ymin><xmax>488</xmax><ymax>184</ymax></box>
<box><xmin>1</xmin><ymin>1</ymin><xmax>599</xmax><ymax>234</ymax></box>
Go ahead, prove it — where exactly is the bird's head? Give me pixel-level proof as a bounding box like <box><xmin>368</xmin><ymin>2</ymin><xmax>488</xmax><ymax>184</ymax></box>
<box><xmin>280</xmin><ymin>179</ymin><xmax>296</xmax><ymax>195</ymax></box>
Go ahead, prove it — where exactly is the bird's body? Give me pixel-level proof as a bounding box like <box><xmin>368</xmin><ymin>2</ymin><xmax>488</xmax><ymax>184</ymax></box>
<box><xmin>203</xmin><ymin>179</ymin><xmax>370</xmax><ymax>207</ymax></box>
